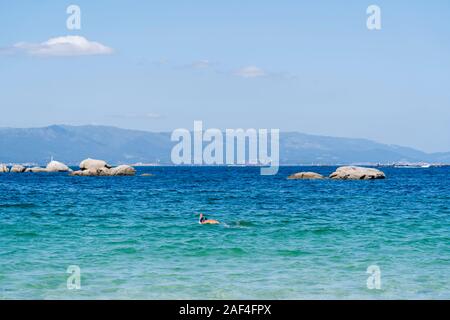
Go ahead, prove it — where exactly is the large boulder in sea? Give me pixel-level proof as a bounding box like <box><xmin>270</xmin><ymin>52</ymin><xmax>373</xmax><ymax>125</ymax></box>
<box><xmin>288</xmin><ymin>172</ymin><xmax>324</xmax><ymax>180</ymax></box>
<box><xmin>79</xmin><ymin>158</ymin><xmax>111</xmax><ymax>170</ymax></box>
<box><xmin>110</xmin><ymin>165</ymin><xmax>136</xmax><ymax>176</ymax></box>
<box><xmin>46</xmin><ymin>160</ymin><xmax>72</xmax><ymax>172</ymax></box>
<box><xmin>0</xmin><ymin>164</ymin><xmax>9</xmax><ymax>173</ymax></box>
<box><xmin>329</xmin><ymin>166</ymin><xmax>386</xmax><ymax>180</ymax></box>
<box><xmin>10</xmin><ymin>165</ymin><xmax>26</xmax><ymax>173</ymax></box>
<box><xmin>25</xmin><ymin>167</ymin><xmax>48</xmax><ymax>173</ymax></box>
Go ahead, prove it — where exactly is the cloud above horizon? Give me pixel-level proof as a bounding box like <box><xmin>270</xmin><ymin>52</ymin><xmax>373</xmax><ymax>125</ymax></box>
<box><xmin>10</xmin><ymin>36</ymin><xmax>113</xmax><ymax>56</ymax></box>
<box><xmin>109</xmin><ymin>112</ymin><xmax>163</xmax><ymax>120</ymax></box>
<box><xmin>234</xmin><ymin>66</ymin><xmax>266</xmax><ymax>78</ymax></box>
<box><xmin>190</xmin><ymin>59</ymin><xmax>211</xmax><ymax>69</ymax></box>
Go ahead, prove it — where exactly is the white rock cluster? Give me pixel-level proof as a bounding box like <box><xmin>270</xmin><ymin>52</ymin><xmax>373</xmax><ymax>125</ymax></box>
<box><xmin>71</xmin><ymin>158</ymin><xmax>136</xmax><ymax>176</ymax></box>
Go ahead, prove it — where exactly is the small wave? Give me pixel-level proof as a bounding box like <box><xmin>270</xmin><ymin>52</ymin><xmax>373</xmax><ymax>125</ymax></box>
<box><xmin>227</xmin><ymin>247</ymin><xmax>247</xmax><ymax>255</ymax></box>
<box><xmin>14</xmin><ymin>231</ymin><xmax>39</xmax><ymax>237</ymax></box>
<box><xmin>107</xmin><ymin>239</ymin><xmax>139</xmax><ymax>245</ymax></box>
<box><xmin>309</xmin><ymin>227</ymin><xmax>343</xmax><ymax>235</ymax></box>
<box><xmin>185</xmin><ymin>247</ymin><xmax>248</xmax><ymax>257</ymax></box>
<box><xmin>112</xmin><ymin>247</ymin><xmax>138</xmax><ymax>254</ymax></box>
<box><xmin>0</xmin><ymin>203</ymin><xmax>37</xmax><ymax>209</ymax></box>
<box><xmin>223</xmin><ymin>220</ymin><xmax>255</xmax><ymax>228</ymax></box>
<box><xmin>277</xmin><ymin>249</ymin><xmax>310</xmax><ymax>257</ymax></box>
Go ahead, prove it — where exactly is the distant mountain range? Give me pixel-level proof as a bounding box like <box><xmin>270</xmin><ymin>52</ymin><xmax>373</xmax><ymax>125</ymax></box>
<box><xmin>0</xmin><ymin>125</ymin><xmax>449</xmax><ymax>165</ymax></box>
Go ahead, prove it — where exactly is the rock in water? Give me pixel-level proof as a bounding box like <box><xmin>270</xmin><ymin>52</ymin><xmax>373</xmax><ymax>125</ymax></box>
<box><xmin>25</xmin><ymin>167</ymin><xmax>49</xmax><ymax>173</ymax></box>
<box><xmin>110</xmin><ymin>165</ymin><xmax>136</xmax><ymax>176</ymax></box>
<box><xmin>0</xmin><ymin>164</ymin><xmax>9</xmax><ymax>173</ymax></box>
<box><xmin>70</xmin><ymin>170</ymin><xmax>88</xmax><ymax>176</ymax></box>
<box><xmin>10</xmin><ymin>165</ymin><xmax>26</xmax><ymax>173</ymax></box>
<box><xmin>287</xmin><ymin>172</ymin><xmax>324</xmax><ymax>180</ymax></box>
<box><xmin>72</xmin><ymin>159</ymin><xmax>135</xmax><ymax>176</ymax></box>
<box><xmin>329</xmin><ymin>166</ymin><xmax>385</xmax><ymax>180</ymax></box>
<box><xmin>70</xmin><ymin>167</ymin><xmax>112</xmax><ymax>176</ymax></box>
<box><xmin>46</xmin><ymin>160</ymin><xmax>71</xmax><ymax>172</ymax></box>
<box><xmin>79</xmin><ymin>158</ymin><xmax>111</xmax><ymax>170</ymax></box>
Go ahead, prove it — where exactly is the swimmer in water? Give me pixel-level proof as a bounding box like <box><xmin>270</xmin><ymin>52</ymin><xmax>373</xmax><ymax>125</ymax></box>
<box><xmin>198</xmin><ymin>213</ymin><xmax>220</xmax><ymax>225</ymax></box>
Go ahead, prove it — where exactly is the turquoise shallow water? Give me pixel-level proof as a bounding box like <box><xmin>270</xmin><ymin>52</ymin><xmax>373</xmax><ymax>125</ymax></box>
<box><xmin>0</xmin><ymin>166</ymin><xmax>449</xmax><ymax>299</ymax></box>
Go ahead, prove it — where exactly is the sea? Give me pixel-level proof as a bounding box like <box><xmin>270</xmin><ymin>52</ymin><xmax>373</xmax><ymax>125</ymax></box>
<box><xmin>0</xmin><ymin>166</ymin><xmax>449</xmax><ymax>299</ymax></box>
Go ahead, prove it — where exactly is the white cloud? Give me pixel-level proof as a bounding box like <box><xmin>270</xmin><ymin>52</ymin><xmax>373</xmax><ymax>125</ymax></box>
<box><xmin>109</xmin><ymin>112</ymin><xmax>163</xmax><ymax>120</ymax></box>
<box><xmin>234</xmin><ymin>66</ymin><xmax>266</xmax><ymax>78</ymax></box>
<box><xmin>191</xmin><ymin>60</ymin><xmax>211</xmax><ymax>68</ymax></box>
<box><xmin>12</xmin><ymin>35</ymin><xmax>113</xmax><ymax>56</ymax></box>
<box><xmin>144</xmin><ymin>113</ymin><xmax>162</xmax><ymax>119</ymax></box>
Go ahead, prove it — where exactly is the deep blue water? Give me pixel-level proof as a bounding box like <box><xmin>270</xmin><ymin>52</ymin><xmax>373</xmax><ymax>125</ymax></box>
<box><xmin>0</xmin><ymin>166</ymin><xmax>449</xmax><ymax>299</ymax></box>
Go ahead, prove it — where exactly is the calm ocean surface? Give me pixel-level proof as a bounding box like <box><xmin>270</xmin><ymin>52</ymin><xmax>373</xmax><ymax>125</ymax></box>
<box><xmin>0</xmin><ymin>166</ymin><xmax>449</xmax><ymax>299</ymax></box>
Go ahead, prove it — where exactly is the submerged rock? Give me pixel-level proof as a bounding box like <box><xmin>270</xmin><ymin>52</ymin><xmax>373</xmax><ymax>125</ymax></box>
<box><xmin>79</xmin><ymin>158</ymin><xmax>111</xmax><ymax>170</ymax></box>
<box><xmin>140</xmin><ymin>173</ymin><xmax>154</xmax><ymax>177</ymax></box>
<box><xmin>0</xmin><ymin>164</ymin><xmax>9</xmax><ymax>173</ymax></box>
<box><xmin>287</xmin><ymin>172</ymin><xmax>324</xmax><ymax>180</ymax></box>
<box><xmin>329</xmin><ymin>166</ymin><xmax>386</xmax><ymax>180</ymax></box>
<box><xmin>46</xmin><ymin>160</ymin><xmax>72</xmax><ymax>172</ymax></box>
<box><xmin>10</xmin><ymin>165</ymin><xmax>26</xmax><ymax>173</ymax></box>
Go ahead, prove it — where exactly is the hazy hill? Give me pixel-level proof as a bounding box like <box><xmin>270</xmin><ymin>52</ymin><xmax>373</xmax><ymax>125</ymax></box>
<box><xmin>0</xmin><ymin>125</ymin><xmax>448</xmax><ymax>165</ymax></box>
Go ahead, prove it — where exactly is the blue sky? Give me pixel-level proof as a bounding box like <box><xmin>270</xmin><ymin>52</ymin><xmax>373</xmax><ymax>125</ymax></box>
<box><xmin>1</xmin><ymin>0</ymin><xmax>449</xmax><ymax>152</ymax></box>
